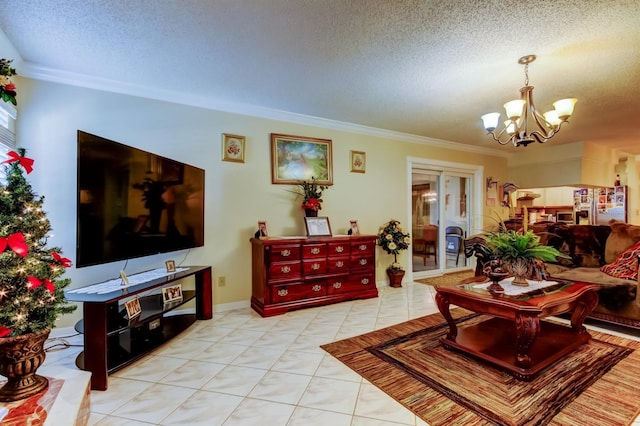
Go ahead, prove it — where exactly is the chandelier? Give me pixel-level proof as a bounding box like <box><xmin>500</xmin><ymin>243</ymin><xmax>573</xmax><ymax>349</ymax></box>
<box><xmin>480</xmin><ymin>55</ymin><xmax>577</xmax><ymax>147</ymax></box>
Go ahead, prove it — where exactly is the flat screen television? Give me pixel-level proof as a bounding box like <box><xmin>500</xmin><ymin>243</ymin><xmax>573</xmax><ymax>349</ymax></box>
<box><xmin>76</xmin><ymin>131</ymin><xmax>205</xmax><ymax>267</ymax></box>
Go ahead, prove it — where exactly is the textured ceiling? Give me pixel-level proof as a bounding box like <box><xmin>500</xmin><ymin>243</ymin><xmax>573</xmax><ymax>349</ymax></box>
<box><xmin>0</xmin><ymin>0</ymin><xmax>639</xmax><ymax>154</ymax></box>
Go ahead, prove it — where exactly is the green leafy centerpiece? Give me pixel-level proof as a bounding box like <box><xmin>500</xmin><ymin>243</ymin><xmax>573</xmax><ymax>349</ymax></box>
<box><xmin>484</xmin><ymin>229</ymin><xmax>567</xmax><ymax>286</ymax></box>
<box><xmin>0</xmin><ymin>149</ymin><xmax>76</xmax><ymax>400</ymax></box>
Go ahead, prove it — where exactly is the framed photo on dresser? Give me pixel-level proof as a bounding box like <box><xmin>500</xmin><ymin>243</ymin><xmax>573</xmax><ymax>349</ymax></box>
<box><xmin>304</xmin><ymin>217</ymin><xmax>332</xmax><ymax>237</ymax></box>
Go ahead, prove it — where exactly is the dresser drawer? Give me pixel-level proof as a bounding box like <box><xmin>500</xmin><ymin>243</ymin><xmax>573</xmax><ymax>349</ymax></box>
<box><xmin>327</xmin><ymin>256</ymin><xmax>350</xmax><ymax>273</ymax></box>
<box><xmin>327</xmin><ymin>273</ymin><xmax>374</xmax><ymax>294</ymax></box>
<box><xmin>269</xmin><ymin>244</ymin><xmax>301</xmax><ymax>262</ymax></box>
<box><xmin>303</xmin><ymin>258</ymin><xmax>327</xmax><ymax>275</ymax></box>
<box><xmin>302</xmin><ymin>243</ymin><xmax>327</xmax><ymax>259</ymax></box>
<box><xmin>268</xmin><ymin>261</ymin><xmax>302</xmax><ymax>281</ymax></box>
<box><xmin>270</xmin><ymin>281</ymin><xmax>326</xmax><ymax>303</ymax></box>
<box><xmin>328</xmin><ymin>242</ymin><xmax>350</xmax><ymax>257</ymax></box>
<box><xmin>351</xmin><ymin>240</ymin><xmax>374</xmax><ymax>256</ymax></box>
<box><xmin>351</xmin><ymin>255</ymin><xmax>373</xmax><ymax>270</ymax></box>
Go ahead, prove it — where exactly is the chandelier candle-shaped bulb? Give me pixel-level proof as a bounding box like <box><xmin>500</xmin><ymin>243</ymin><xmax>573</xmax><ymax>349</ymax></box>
<box><xmin>504</xmin><ymin>120</ymin><xmax>517</xmax><ymax>134</ymax></box>
<box><xmin>504</xmin><ymin>99</ymin><xmax>525</xmax><ymax>120</ymax></box>
<box><xmin>481</xmin><ymin>112</ymin><xmax>501</xmax><ymax>132</ymax></box>
<box><xmin>543</xmin><ymin>110</ymin><xmax>561</xmax><ymax>127</ymax></box>
<box><xmin>553</xmin><ymin>98</ymin><xmax>577</xmax><ymax>121</ymax></box>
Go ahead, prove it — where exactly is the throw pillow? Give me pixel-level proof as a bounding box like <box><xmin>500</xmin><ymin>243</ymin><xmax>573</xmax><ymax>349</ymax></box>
<box><xmin>601</xmin><ymin>239</ymin><xmax>640</xmax><ymax>281</ymax></box>
<box><xmin>604</xmin><ymin>221</ymin><xmax>640</xmax><ymax>264</ymax></box>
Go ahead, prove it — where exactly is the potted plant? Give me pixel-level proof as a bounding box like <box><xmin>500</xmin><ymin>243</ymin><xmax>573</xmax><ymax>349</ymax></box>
<box><xmin>0</xmin><ymin>149</ymin><xmax>76</xmax><ymax>401</ymax></box>
<box><xmin>377</xmin><ymin>219</ymin><xmax>411</xmax><ymax>287</ymax></box>
<box><xmin>484</xmin><ymin>229</ymin><xmax>567</xmax><ymax>286</ymax></box>
<box><xmin>293</xmin><ymin>176</ymin><xmax>328</xmax><ymax>217</ymax></box>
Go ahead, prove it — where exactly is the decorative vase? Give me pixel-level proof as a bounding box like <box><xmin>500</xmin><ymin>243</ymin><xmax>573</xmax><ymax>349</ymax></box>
<box><xmin>486</xmin><ymin>270</ymin><xmax>509</xmax><ymax>295</ymax></box>
<box><xmin>386</xmin><ymin>268</ymin><xmax>405</xmax><ymax>288</ymax></box>
<box><xmin>0</xmin><ymin>327</ymin><xmax>50</xmax><ymax>402</ymax></box>
<box><xmin>505</xmin><ymin>257</ymin><xmax>531</xmax><ymax>286</ymax></box>
<box><xmin>304</xmin><ymin>209</ymin><xmax>318</xmax><ymax>217</ymax></box>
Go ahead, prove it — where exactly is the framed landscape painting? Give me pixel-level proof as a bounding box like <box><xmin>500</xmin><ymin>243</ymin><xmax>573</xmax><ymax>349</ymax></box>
<box><xmin>270</xmin><ymin>133</ymin><xmax>333</xmax><ymax>185</ymax></box>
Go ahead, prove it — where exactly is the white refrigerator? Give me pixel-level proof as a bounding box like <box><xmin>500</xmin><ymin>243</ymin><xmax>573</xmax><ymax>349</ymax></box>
<box><xmin>595</xmin><ymin>185</ymin><xmax>628</xmax><ymax>224</ymax></box>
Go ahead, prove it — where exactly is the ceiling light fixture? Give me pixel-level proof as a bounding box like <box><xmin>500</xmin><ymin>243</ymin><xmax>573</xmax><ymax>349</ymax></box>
<box><xmin>480</xmin><ymin>55</ymin><xmax>577</xmax><ymax>147</ymax></box>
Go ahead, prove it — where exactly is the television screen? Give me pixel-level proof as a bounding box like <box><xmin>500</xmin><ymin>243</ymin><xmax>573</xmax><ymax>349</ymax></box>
<box><xmin>76</xmin><ymin>131</ymin><xmax>205</xmax><ymax>267</ymax></box>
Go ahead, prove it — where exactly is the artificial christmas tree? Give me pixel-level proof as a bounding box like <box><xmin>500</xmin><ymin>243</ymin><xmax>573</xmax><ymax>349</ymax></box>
<box><xmin>0</xmin><ymin>148</ymin><xmax>76</xmax><ymax>401</ymax></box>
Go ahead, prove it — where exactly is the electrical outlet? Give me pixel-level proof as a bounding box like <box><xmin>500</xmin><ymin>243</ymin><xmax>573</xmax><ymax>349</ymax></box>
<box><xmin>218</xmin><ymin>276</ymin><xmax>226</xmax><ymax>287</ymax></box>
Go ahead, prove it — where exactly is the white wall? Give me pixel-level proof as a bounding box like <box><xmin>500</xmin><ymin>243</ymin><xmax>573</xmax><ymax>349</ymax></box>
<box><xmin>14</xmin><ymin>77</ymin><xmax>508</xmax><ymax>327</ymax></box>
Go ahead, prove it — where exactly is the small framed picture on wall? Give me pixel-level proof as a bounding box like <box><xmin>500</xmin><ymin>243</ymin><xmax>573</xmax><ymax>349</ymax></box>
<box><xmin>222</xmin><ymin>133</ymin><xmax>246</xmax><ymax>163</ymax></box>
<box><xmin>350</xmin><ymin>150</ymin><xmax>366</xmax><ymax>173</ymax></box>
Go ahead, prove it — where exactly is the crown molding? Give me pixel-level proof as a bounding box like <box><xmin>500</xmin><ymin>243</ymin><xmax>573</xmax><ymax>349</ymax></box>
<box><xmin>20</xmin><ymin>62</ymin><xmax>509</xmax><ymax>158</ymax></box>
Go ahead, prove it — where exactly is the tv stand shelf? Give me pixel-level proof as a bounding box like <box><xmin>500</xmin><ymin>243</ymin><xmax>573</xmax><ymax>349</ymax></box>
<box><xmin>65</xmin><ymin>266</ymin><xmax>212</xmax><ymax>390</ymax></box>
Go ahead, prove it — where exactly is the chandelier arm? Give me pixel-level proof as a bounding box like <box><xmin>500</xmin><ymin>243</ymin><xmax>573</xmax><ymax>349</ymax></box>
<box><xmin>529</xmin><ymin>104</ymin><xmax>556</xmax><ymax>138</ymax></box>
<box><xmin>487</xmin><ymin>128</ymin><xmax>513</xmax><ymax>145</ymax></box>
<box><xmin>530</xmin><ymin>120</ymin><xmax>565</xmax><ymax>144</ymax></box>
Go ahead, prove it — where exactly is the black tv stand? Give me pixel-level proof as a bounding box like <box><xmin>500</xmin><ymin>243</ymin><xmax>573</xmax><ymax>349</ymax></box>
<box><xmin>65</xmin><ymin>266</ymin><xmax>212</xmax><ymax>390</ymax></box>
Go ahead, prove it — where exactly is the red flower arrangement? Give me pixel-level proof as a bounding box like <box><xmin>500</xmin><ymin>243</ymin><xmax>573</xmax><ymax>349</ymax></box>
<box><xmin>294</xmin><ymin>176</ymin><xmax>328</xmax><ymax>212</ymax></box>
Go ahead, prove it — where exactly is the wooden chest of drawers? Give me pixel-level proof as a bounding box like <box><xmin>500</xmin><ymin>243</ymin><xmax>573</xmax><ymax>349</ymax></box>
<box><xmin>251</xmin><ymin>235</ymin><xmax>378</xmax><ymax>316</ymax></box>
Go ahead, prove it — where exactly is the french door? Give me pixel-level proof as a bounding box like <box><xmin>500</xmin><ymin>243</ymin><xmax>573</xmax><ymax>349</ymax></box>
<box><xmin>409</xmin><ymin>158</ymin><xmax>482</xmax><ymax>280</ymax></box>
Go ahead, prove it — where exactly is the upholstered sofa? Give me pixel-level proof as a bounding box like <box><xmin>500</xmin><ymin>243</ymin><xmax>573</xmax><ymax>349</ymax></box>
<box><xmin>466</xmin><ymin>221</ymin><xmax>640</xmax><ymax>330</ymax></box>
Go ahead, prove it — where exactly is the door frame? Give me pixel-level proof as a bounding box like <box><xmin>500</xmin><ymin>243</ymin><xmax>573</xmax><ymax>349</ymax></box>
<box><xmin>407</xmin><ymin>157</ymin><xmax>484</xmax><ymax>282</ymax></box>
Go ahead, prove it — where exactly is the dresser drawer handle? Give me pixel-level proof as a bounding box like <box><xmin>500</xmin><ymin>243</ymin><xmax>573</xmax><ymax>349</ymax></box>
<box><xmin>311</xmin><ymin>263</ymin><xmax>321</xmax><ymax>270</ymax></box>
<box><xmin>281</xmin><ymin>249</ymin><xmax>291</xmax><ymax>257</ymax></box>
<box><xmin>311</xmin><ymin>247</ymin><xmax>320</xmax><ymax>254</ymax></box>
<box><xmin>312</xmin><ymin>284</ymin><xmax>322</xmax><ymax>292</ymax></box>
<box><xmin>335</xmin><ymin>246</ymin><xmax>344</xmax><ymax>253</ymax></box>
<box><xmin>361</xmin><ymin>278</ymin><xmax>369</xmax><ymax>285</ymax></box>
<box><xmin>277</xmin><ymin>288</ymin><xmax>288</xmax><ymax>297</ymax></box>
<box><xmin>333</xmin><ymin>282</ymin><xmax>342</xmax><ymax>289</ymax></box>
<box><xmin>358</xmin><ymin>244</ymin><xmax>367</xmax><ymax>251</ymax></box>
<box><xmin>281</xmin><ymin>266</ymin><xmax>291</xmax><ymax>273</ymax></box>
<box><xmin>359</xmin><ymin>259</ymin><xmax>368</xmax><ymax>265</ymax></box>
<box><xmin>335</xmin><ymin>261</ymin><xmax>344</xmax><ymax>268</ymax></box>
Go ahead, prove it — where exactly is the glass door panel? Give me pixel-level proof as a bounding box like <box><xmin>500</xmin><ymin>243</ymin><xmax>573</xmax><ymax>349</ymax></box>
<box><xmin>412</xmin><ymin>166</ymin><xmax>474</xmax><ymax>279</ymax></box>
<box><xmin>443</xmin><ymin>174</ymin><xmax>470</xmax><ymax>272</ymax></box>
<box><xmin>411</xmin><ymin>172</ymin><xmax>440</xmax><ymax>275</ymax></box>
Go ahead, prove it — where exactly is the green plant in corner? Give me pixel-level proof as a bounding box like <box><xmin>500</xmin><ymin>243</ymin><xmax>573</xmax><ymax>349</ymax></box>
<box><xmin>377</xmin><ymin>219</ymin><xmax>411</xmax><ymax>270</ymax></box>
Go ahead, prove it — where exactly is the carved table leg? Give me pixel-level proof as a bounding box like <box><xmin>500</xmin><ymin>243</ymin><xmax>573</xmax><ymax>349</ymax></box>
<box><xmin>570</xmin><ymin>290</ymin><xmax>599</xmax><ymax>333</ymax></box>
<box><xmin>514</xmin><ymin>314</ymin><xmax>540</xmax><ymax>368</ymax></box>
<box><xmin>435</xmin><ymin>292</ymin><xmax>457</xmax><ymax>341</ymax></box>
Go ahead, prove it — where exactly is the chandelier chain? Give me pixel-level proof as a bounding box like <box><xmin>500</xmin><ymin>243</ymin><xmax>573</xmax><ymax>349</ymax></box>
<box><xmin>524</xmin><ymin>63</ymin><xmax>529</xmax><ymax>86</ymax></box>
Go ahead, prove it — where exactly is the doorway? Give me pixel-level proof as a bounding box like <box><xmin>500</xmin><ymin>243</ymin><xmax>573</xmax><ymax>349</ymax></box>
<box><xmin>409</xmin><ymin>158</ymin><xmax>482</xmax><ymax>280</ymax></box>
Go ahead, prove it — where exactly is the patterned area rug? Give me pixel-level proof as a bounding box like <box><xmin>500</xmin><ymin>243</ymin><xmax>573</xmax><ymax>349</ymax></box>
<box><xmin>414</xmin><ymin>270</ymin><xmax>478</xmax><ymax>287</ymax></box>
<box><xmin>321</xmin><ymin>309</ymin><xmax>640</xmax><ymax>426</ymax></box>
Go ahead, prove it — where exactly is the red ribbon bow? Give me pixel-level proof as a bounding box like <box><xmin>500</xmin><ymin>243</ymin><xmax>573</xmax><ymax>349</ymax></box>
<box><xmin>52</xmin><ymin>252</ymin><xmax>72</xmax><ymax>268</ymax></box>
<box><xmin>0</xmin><ymin>232</ymin><xmax>28</xmax><ymax>257</ymax></box>
<box><xmin>0</xmin><ymin>326</ymin><xmax>13</xmax><ymax>338</ymax></box>
<box><xmin>2</xmin><ymin>151</ymin><xmax>35</xmax><ymax>174</ymax></box>
<box><xmin>27</xmin><ymin>276</ymin><xmax>55</xmax><ymax>293</ymax></box>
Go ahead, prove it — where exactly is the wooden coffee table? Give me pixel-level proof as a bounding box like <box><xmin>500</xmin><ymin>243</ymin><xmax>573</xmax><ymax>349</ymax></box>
<box><xmin>435</xmin><ymin>280</ymin><xmax>599</xmax><ymax>381</ymax></box>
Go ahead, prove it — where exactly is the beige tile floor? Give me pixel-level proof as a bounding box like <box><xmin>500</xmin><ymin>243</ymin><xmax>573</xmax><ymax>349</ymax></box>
<box><xmin>45</xmin><ymin>281</ymin><xmax>640</xmax><ymax>426</ymax></box>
